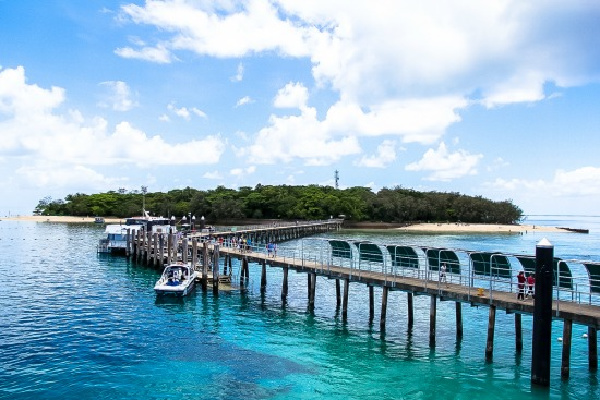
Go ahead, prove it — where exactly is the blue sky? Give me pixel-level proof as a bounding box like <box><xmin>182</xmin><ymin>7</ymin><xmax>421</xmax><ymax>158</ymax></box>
<box><xmin>1</xmin><ymin>0</ymin><xmax>600</xmax><ymax>217</ymax></box>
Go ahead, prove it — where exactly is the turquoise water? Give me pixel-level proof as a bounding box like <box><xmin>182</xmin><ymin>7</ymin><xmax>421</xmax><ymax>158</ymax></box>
<box><xmin>0</xmin><ymin>218</ymin><xmax>598</xmax><ymax>399</ymax></box>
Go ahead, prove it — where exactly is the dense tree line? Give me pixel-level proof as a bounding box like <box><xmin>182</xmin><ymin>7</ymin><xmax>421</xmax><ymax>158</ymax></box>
<box><xmin>34</xmin><ymin>184</ymin><xmax>523</xmax><ymax>224</ymax></box>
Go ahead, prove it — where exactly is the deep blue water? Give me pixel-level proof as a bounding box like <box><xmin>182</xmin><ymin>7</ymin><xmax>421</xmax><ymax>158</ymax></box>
<box><xmin>0</xmin><ymin>218</ymin><xmax>598</xmax><ymax>399</ymax></box>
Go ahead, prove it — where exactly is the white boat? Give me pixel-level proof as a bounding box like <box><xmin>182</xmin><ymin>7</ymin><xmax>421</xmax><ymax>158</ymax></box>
<box><xmin>154</xmin><ymin>264</ymin><xmax>197</xmax><ymax>296</ymax></box>
<box><xmin>97</xmin><ymin>212</ymin><xmax>176</xmax><ymax>254</ymax></box>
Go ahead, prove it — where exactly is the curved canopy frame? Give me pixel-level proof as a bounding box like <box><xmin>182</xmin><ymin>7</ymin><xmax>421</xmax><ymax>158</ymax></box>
<box><xmin>328</xmin><ymin>239</ymin><xmax>352</xmax><ymax>259</ymax></box>
<box><xmin>355</xmin><ymin>241</ymin><xmax>384</xmax><ymax>264</ymax></box>
<box><xmin>425</xmin><ymin>248</ymin><xmax>460</xmax><ymax>275</ymax></box>
<box><xmin>470</xmin><ymin>252</ymin><xmax>512</xmax><ymax>278</ymax></box>
<box><xmin>387</xmin><ymin>245</ymin><xmax>419</xmax><ymax>269</ymax></box>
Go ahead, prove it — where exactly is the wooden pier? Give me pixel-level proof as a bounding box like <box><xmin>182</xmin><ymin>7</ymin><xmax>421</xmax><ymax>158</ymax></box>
<box><xmin>124</xmin><ymin>220</ymin><xmax>599</xmax><ymax>383</ymax></box>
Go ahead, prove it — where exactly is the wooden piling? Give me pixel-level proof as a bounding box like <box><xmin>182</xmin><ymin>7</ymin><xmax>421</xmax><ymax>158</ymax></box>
<box><xmin>485</xmin><ymin>305</ymin><xmax>496</xmax><ymax>361</ymax></box>
<box><xmin>590</xmin><ymin>327</ymin><xmax>598</xmax><ymax>371</ymax></box>
<box><xmin>342</xmin><ymin>278</ymin><xmax>349</xmax><ymax>322</ymax></box>
<box><xmin>307</xmin><ymin>274</ymin><xmax>312</xmax><ymax>299</ymax></box>
<box><xmin>515</xmin><ymin>313</ymin><xmax>523</xmax><ymax>353</ymax></box>
<box><xmin>369</xmin><ymin>286</ymin><xmax>375</xmax><ymax>322</ymax></box>
<box><xmin>212</xmin><ymin>245</ymin><xmax>219</xmax><ymax>294</ymax></box>
<box><xmin>159</xmin><ymin>234</ymin><xmax>164</xmax><ymax>266</ymax></box>
<box><xmin>407</xmin><ymin>292</ymin><xmax>414</xmax><ymax>328</ymax></box>
<box><xmin>166</xmin><ymin>234</ymin><xmax>172</xmax><ymax>265</ymax></box>
<box><xmin>182</xmin><ymin>239</ymin><xmax>188</xmax><ymax>265</ymax></box>
<box><xmin>429</xmin><ymin>295</ymin><xmax>436</xmax><ymax>348</ymax></box>
<box><xmin>380</xmin><ymin>286</ymin><xmax>388</xmax><ymax>331</ymax></box>
<box><xmin>145</xmin><ymin>231</ymin><xmax>151</xmax><ymax>264</ymax></box>
<box><xmin>191</xmin><ymin>239</ymin><xmax>197</xmax><ymax>271</ymax></box>
<box><xmin>309</xmin><ymin>273</ymin><xmax>316</xmax><ymax>310</ymax></box>
<box><xmin>281</xmin><ymin>266</ymin><xmax>289</xmax><ymax>301</ymax></box>
<box><xmin>153</xmin><ymin>233</ymin><xmax>159</xmax><ymax>266</ymax></box>
<box><xmin>456</xmin><ymin>302</ymin><xmax>463</xmax><ymax>340</ymax></box>
<box><xmin>335</xmin><ymin>279</ymin><xmax>341</xmax><ymax>307</ymax></box>
<box><xmin>261</xmin><ymin>259</ymin><xmax>267</xmax><ymax>294</ymax></box>
<box><xmin>561</xmin><ymin>318</ymin><xmax>573</xmax><ymax>380</ymax></box>
<box><xmin>202</xmin><ymin>242</ymin><xmax>208</xmax><ymax>291</ymax></box>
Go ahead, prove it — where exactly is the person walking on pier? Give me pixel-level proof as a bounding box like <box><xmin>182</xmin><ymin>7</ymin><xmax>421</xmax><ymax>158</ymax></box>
<box><xmin>267</xmin><ymin>242</ymin><xmax>275</xmax><ymax>257</ymax></box>
<box><xmin>440</xmin><ymin>263</ymin><xmax>447</xmax><ymax>286</ymax></box>
<box><xmin>517</xmin><ymin>270</ymin><xmax>526</xmax><ymax>300</ymax></box>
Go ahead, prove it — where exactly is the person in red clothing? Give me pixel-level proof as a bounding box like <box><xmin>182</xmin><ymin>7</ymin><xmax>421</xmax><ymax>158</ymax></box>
<box><xmin>517</xmin><ymin>270</ymin><xmax>526</xmax><ymax>300</ymax></box>
<box><xmin>526</xmin><ymin>273</ymin><xmax>535</xmax><ymax>299</ymax></box>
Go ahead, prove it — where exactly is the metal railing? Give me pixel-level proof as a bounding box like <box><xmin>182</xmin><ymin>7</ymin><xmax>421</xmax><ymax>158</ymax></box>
<box><xmin>218</xmin><ymin>237</ymin><xmax>600</xmax><ymax>310</ymax></box>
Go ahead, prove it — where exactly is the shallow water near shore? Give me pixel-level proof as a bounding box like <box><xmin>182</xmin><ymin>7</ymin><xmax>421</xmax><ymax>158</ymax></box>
<box><xmin>0</xmin><ymin>217</ymin><xmax>598</xmax><ymax>399</ymax></box>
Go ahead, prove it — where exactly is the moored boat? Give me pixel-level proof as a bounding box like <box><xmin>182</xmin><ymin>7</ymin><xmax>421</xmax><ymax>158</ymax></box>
<box><xmin>97</xmin><ymin>211</ymin><xmax>176</xmax><ymax>254</ymax></box>
<box><xmin>154</xmin><ymin>263</ymin><xmax>197</xmax><ymax>296</ymax></box>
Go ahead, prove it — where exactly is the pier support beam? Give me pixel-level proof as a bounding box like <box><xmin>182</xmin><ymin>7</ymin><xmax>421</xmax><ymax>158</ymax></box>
<box><xmin>202</xmin><ymin>242</ymin><xmax>208</xmax><ymax>291</ymax></box>
<box><xmin>455</xmin><ymin>302</ymin><xmax>463</xmax><ymax>340</ymax></box>
<box><xmin>380</xmin><ymin>286</ymin><xmax>388</xmax><ymax>331</ymax></box>
<box><xmin>369</xmin><ymin>286</ymin><xmax>375</xmax><ymax>322</ymax></box>
<box><xmin>342</xmin><ymin>278</ymin><xmax>349</xmax><ymax>322</ymax></box>
<box><xmin>335</xmin><ymin>279</ymin><xmax>341</xmax><ymax>307</ymax></box>
<box><xmin>407</xmin><ymin>293</ymin><xmax>414</xmax><ymax>328</ymax></box>
<box><xmin>590</xmin><ymin>327</ymin><xmax>598</xmax><ymax>371</ymax></box>
<box><xmin>531</xmin><ymin>239</ymin><xmax>554</xmax><ymax>387</ymax></box>
<box><xmin>307</xmin><ymin>274</ymin><xmax>312</xmax><ymax>299</ymax></box>
<box><xmin>153</xmin><ymin>233</ymin><xmax>159</xmax><ymax>266</ymax></box>
<box><xmin>561</xmin><ymin>319</ymin><xmax>573</xmax><ymax>380</ymax></box>
<box><xmin>309</xmin><ymin>273</ymin><xmax>316</xmax><ymax>310</ymax></box>
<box><xmin>261</xmin><ymin>259</ymin><xmax>267</xmax><ymax>294</ymax></box>
<box><xmin>281</xmin><ymin>266</ymin><xmax>288</xmax><ymax>301</ymax></box>
<box><xmin>485</xmin><ymin>305</ymin><xmax>496</xmax><ymax>362</ymax></box>
<box><xmin>429</xmin><ymin>295</ymin><xmax>436</xmax><ymax>348</ymax></box>
<box><xmin>212</xmin><ymin>245</ymin><xmax>219</xmax><ymax>295</ymax></box>
<box><xmin>515</xmin><ymin>313</ymin><xmax>523</xmax><ymax>353</ymax></box>
<box><xmin>191</xmin><ymin>239</ymin><xmax>197</xmax><ymax>271</ymax></box>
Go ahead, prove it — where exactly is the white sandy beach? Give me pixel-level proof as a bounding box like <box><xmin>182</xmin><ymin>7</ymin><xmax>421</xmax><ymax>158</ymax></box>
<box><xmin>0</xmin><ymin>215</ymin><xmax>124</xmax><ymax>223</ymax></box>
<box><xmin>1</xmin><ymin>215</ymin><xmax>571</xmax><ymax>233</ymax></box>
<box><xmin>395</xmin><ymin>222</ymin><xmax>564</xmax><ymax>233</ymax></box>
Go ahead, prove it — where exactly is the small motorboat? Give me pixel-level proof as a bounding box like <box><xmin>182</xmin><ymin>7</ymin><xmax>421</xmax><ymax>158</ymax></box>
<box><xmin>154</xmin><ymin>264</ymin><xmax>197</xmax><ymax>296</ymax></box>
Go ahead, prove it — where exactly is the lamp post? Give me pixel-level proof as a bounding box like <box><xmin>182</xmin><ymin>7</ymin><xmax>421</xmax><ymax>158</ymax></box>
<box><xmin>200</xmin><ymin>216</ymin><xmax>205</xmax><ymax>231</ymax></box>
<box><xmin>191</xmin><ymin>215</ymin><xmax>196</xmax><ymax>232</ymax></box>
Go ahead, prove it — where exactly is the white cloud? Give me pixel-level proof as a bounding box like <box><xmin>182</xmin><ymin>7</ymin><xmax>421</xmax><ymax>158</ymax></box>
<box><xmin>355</xmin><ymin>140</ymin><xmax>396</xmax><ymax>168</ymax></box>
<box><xmin>405</xmin><ymin>142</ymin><xmax>482</xmax><ymax>181</ymax></box>
<box><xmin>118</xmin><ymin>0</ymin><xmax>600</xmax><ymax>113</ymax></box>
<box><xmin>203</xmin><ymin>170</ymin><xmax>223</xmax><ymax>179</ymax></box>
<box><xmin>230</xmin><ymin>165</ymin><xmax>256</xmax><ymax>176</ymax></box>
<box><xmin>159</xmin><ymin>113</ymin><xmax>170</xmax><ymax>122</ymax></box>
<box><xmin>0</xmin><ymin>66</ymin><xmax>226</xmax><ymax>189</ymax></box>
<box><xmin>490</xmin><ymin>167</ymin><xmax>600</xmax><ymax>198</ymax></box>
<box><xmin>98</xmin><ymin>81</ymin><xmax>138</xmax><ymax>111</ymax></box>
<box><xmin>231</xmin><ymin>62</ymin><xmax>244</xmax><ymax>82</ymax></box>
<box><xmin>115</xmin><ymin>43</ymin><xmax>173</xmax><ymax>63</ymax></box>
<box><xmin>236</xmin><ymin>96</ymin><xmax>253</xmax><ymax>107</ymax></box>
<box><xmin>274</xmin><ymin>82</ymin><xmax>309</xmax><ymax>109</ymax></box>
<box><xmin>247</xmin><ymin>105</ymin><xmax>361</xmax><ymax>165</ymax></box>
<box><xmin>167</xmin><ymin>103</ymin><xmax>207</xmax><ymax>120</ymax></box>
<box><xmin>191</xmin><ymin>107</ymin><xmax>207</xmax><ymax>118</ymax></box>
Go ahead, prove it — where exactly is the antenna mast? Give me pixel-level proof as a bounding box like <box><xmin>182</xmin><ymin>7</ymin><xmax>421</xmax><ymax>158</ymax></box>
<box><xmin>334</xmin><ymin>170</ymin><xmax>339</xmax><ymax>190</ymax></box>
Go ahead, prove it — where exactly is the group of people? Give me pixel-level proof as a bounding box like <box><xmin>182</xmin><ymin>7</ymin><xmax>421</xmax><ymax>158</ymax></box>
<box><xmin>517</xmin><ymin>270</ymin><xmax>535</xmax><ymax>300</ymax></box>
<box><xmin>266</xmin><ymin>242</ymin><xmax>277</xmax><ymax>257</ymax></box>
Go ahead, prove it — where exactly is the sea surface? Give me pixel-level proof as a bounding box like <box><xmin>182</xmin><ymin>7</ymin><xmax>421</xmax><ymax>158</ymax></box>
<box><xmin>1</xmin><ymin>216</ymin><xmax>599</xmax><ymax>399</ymax></box>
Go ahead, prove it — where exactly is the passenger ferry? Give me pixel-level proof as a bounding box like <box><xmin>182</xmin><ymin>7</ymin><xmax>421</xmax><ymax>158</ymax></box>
<box><xmin>97</xmin><ymin>212</ymin><xmax>176</xmax><ymax>254</ymax></box>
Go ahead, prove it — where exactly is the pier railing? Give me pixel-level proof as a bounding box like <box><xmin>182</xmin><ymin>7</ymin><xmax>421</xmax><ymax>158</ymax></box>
<box><xmin>216</xmin><ymin>237</ymin><xmax>600</xmax><ymax>309</ymax></box>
